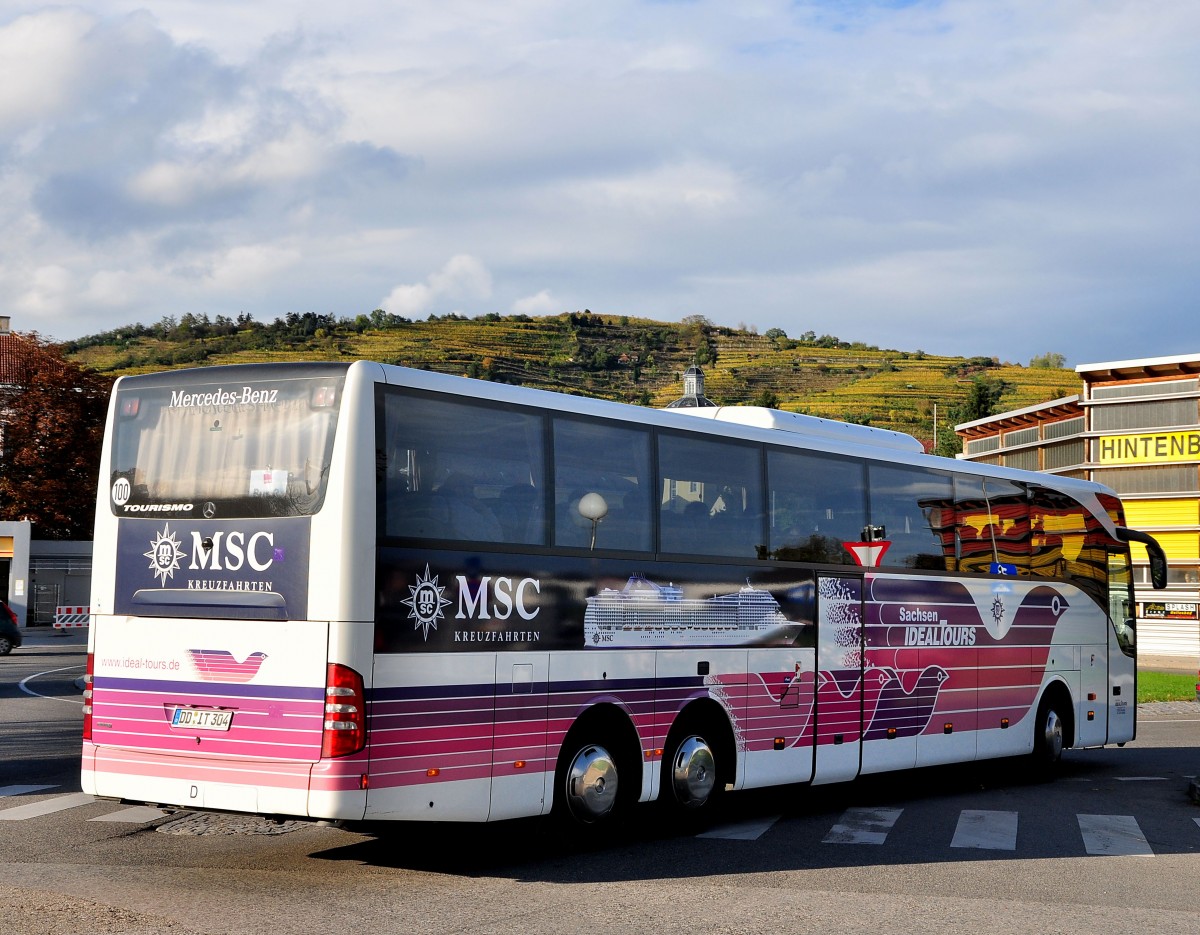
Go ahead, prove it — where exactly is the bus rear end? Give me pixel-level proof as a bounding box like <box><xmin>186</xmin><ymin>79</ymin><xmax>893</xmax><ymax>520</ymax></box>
<box><xmin>82</xmin><ymin>361</ymin><xmax>379</xmax><ymax>821</ymax></box>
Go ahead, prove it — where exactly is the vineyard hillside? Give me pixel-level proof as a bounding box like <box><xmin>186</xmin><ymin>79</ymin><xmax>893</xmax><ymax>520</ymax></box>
<box><xmin>62</xmin><ymin>311</ymin><xmax>1081</xmax><ymax>452</ymax></box>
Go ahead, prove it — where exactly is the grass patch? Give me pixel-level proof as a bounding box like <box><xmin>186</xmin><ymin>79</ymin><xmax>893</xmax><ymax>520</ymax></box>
<box><xmin>1138</xmin><ymin>671</ymin><xmax>1198</xmax><ymax>704</ymax></box>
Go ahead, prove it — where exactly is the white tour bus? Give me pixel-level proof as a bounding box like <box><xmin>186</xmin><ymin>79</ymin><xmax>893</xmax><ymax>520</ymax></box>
<box><xmin>82</xmin><ymin>361</ymin><xmax>1167</xmax><ymax>825</ymax></box>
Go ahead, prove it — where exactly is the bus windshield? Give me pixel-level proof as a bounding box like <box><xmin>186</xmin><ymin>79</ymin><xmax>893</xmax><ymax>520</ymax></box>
<box><xmin>109</xmin><ymin>373</ymin><xmax>344</xmax><ymax>519</ymax></box>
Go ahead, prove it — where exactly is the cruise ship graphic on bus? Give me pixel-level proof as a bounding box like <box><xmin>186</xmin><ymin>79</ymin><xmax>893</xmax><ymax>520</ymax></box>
<box><xmin>584</xmin><ymin>575</ymin><xmax>804</xmax><ymax>647</ymax></box>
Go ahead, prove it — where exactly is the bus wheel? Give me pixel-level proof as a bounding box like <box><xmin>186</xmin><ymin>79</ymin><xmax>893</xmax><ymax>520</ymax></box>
<box><xmin>1031</xmin><ymin>693</ymin><xmax>1066</xmax><ymax>773</ymax></box>
<box><xmin>560</xmin><ymin>742</ymin><xmax>620</xmax><ymax>824</ymax></box>
<box><xmin>660</xmin><ymin>713</ymin><xmax>728</xmax><ymax>826</ymax></box>
<box><xmin>665</xmin><ymin>734</ymin><xmax>717</xmax><ymax>809</ymax></box>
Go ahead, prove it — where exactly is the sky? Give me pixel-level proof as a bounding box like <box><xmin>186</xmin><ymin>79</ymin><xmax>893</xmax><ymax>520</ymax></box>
<box><xmin>1</xmin><ymin>1</ymin><xmax>1196</xmax><ymax>367</ymax></box>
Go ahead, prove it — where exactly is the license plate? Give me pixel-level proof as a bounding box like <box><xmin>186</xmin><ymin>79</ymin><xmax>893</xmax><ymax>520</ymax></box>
<box><xmin>170</xmin><ymin>707</ymin><xmax>232</xmax><ymax>731</ymax></box>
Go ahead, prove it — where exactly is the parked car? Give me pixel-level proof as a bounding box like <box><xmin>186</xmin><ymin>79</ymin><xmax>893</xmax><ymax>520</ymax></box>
<box><xmin>0</xmin><ymin>600</ymin><xmax>22</xmax><ymax>655</ymax></box>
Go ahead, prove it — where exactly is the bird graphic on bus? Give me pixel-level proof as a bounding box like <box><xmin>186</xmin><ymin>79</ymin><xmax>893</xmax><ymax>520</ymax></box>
<box><xmin>863</xmin><ymin>664</ymin><xmax>950</xmax><ymax>741</ymax></box>
<box><xmin>814</xmin><ymin>667</ymin><xmax>893</xmax><ymax>745</ymax></box>
<box><xmin>187</xmin><ymin>649</ymin><xmax>269</xmax><ymax>683</ymax></box>
<box><xmin>736</xmin><ymin>668</ymin><xmax>819</xmax><ymax>750</ymax></box>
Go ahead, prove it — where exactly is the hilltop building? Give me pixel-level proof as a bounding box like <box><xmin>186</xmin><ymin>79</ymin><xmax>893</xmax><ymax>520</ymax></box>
<box><xmin>664</xmin><ymin>364</ymin><xmax>716</xmax><ymax>409</ymax></box>
<box><xmin>957</xmin><ymin>353</ymin><xmax>1200</xmax><ymax>660</ymax></box>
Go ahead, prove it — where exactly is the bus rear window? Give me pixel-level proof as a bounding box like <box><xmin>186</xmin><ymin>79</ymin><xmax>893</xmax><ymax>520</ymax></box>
<box><xmin>109</xmin><ymin>376</ymin><xmax>343</xmax><ymax>518</ymax></box>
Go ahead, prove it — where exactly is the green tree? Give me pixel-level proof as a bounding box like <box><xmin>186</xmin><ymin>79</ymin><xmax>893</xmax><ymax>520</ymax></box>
<box><xmin>1029</xmin><ymin>351</ymin><xmax>1067</xmax><ymax>369</ymax></box>
<box><xmin>0</xmin><ymin>333</ymin><xmax>111</xmax><ymax>539</ymax></box>
<box><xmin>958</xmin><ymin>375</ymin><xmax>1006</xmax><ymax>422</ymax></box>
<box><xmin>695</xmin><ymin>342</ymin><xmax>715</xmax><ymax>366</ymax></box>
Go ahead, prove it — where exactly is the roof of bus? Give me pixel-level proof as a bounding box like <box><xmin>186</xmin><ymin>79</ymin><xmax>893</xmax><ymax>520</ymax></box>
<box><xmin>116</xmin><ymin>360</ymin><xmax>1124</xmax><ymax>531</ymax></box>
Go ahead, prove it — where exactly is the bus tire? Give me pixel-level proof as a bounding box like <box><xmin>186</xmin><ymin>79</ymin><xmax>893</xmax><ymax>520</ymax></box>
<box><xmin>660</xmin><ymin>709</ymin><xmax>731</xmax><ymax>823</ymax></box>
<box><xmin>558</xmin><ymin>740</ymin><xmax>620</xmax><ymax>825</ymax></box>
<box><xmin>1031</xmin><ymin>690</ymin><xmax>1069</xmax><ymax>776</ymax></box>
<box><xmin>553</xmin><ymin>711</ymin><xmax>639</xmax><ymax>827</ymax></box>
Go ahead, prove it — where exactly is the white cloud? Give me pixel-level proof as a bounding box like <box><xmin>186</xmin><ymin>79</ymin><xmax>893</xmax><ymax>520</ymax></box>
<box><xmin>0</xmin><ymin>1</ymin><xmax>1196</xmax><ymax>365</ymax></box>
<box><xmin>0</xmin><ymin>9</ymin><xmax>92</xmax><ymax>131</ymax></box>
<box><xmin>512</xmin><ymin>289</ymin><xmax>559</xmax><ymax>316</ymax></box>
<box><xmin>209</xmin><ymin>242</ymin><xmax>304</xmax><ymax>290</ymax></box>
<box><xmin>15</xmin><ymin>264</ymin><xmax>74</xmax><ymax>315</ymax></box>
<box><xmin>380</xmin><ymin>282</ymin><xmax>435</xmax><ymax>318</ymax></box>
<box><xmin>381</xmin><ymin>254</ymin><xmax>493</xmax><ymax>317</ymax></box>
<box><xmin>566</xmin><ymin>160</ymin><xmax>748</xmax><ymax>223</ymax></box>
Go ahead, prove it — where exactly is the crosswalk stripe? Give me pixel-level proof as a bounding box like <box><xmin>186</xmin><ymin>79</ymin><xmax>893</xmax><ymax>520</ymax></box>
<box><xmin>697</xmin><ymin>815</ymin><xmax>781</xmax><ymax>841</ymax></box>
<box><xmin>1078</xmin><ymin>814</ymin><xmax>1153</xmax><ymax>857</ymax></box>
<box><xmin>823</xmin><ymin>807</ymin><xmax>903</xmax><ymax>844</ymax></box>
<box><xmin>88</xmin><ymin>805</ymin><xmax>167</xmax><ymax>823</ymax></box>
<box><xmin>0</xmin><ymin>792</ymin><xmax>95</xmax><ymax>821</ymax></box>
<box><xmin>0</xmin><ymin>784</ymin><xmax>59</xmax><ymax>797</ymax></box>
<box><xmin>950</xmin><ymin>809</ymin><xmax>1018</xmax><ymax>850</ymax></box>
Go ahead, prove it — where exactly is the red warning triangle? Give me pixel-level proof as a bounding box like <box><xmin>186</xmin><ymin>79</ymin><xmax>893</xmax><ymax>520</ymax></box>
<box><xmin>845</xmin><ymin>541</ymin><xmax>890</xmax><ymax>568</ymax></box>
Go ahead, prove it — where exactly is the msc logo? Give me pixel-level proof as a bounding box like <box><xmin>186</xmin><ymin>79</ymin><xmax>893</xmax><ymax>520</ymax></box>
<box><xmin>188</xmin><ymin>530</ymin><xmax>277</xmax><ymax>572</ymax></box>
<box><xmin>401</xmin><ymin>564</ymin><xmax>542</xmax><ymax>641</ymax></box>
<box><xmin>145</xmin><ymin>524</ymin><xmax>279</xmax><ymax>585</ymax></box>
<box><xmin>145</xmin><ymin>525</ymin><xmax>186</xmax><ymax>585</ymax></box>
<box><xmin>402</xmin><ymin>565</ymin><xmax>452</xmax><ymax>639</ymax></box>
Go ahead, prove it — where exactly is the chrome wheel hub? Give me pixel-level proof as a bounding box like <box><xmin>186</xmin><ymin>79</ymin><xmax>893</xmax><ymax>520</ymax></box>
<box><xmin>564</xmin><ymin>744</ymin><xmax>618</xmax><ymax>823</ymax></box>
<box><xmin>1043</xmin><ymin>709</ymin><xmax>1063</xmax><ymax>760</ymax></box>
<box><xmin>669</xmin><ymin>735</ymin><xmax>716</xmax><ymax>808</ymax></box>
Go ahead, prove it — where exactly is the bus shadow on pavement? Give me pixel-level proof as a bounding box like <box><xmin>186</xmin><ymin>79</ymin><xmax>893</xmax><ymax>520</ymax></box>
<box><xmin>309</xmin><ymin>747</ymin><xmax>1200</xmax><ymax>878</ymax></box>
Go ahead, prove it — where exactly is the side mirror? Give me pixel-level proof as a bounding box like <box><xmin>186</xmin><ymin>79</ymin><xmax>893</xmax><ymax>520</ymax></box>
<box><xmin>1116</xmin><ymin>527</ymin><xmax>1169</xmax><ymax>590</ymax></box>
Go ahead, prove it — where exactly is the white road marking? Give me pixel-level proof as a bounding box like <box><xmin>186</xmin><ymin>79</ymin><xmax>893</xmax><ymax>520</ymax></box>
<box><xmin>0</xmin><ymin>784</ymin><xmax>59</xmax><ymax>797</ymax></box>
<box><xmin>0</xmin><ymin>792</ymin><xmax>95</xmax><ymax>820</ymax></box>
<box><xmin>822</xmin><ymin>807</ymin><xmax>903</xmax><ymax>844</ymax></box>
<box><xmin>697</xmin><ymin>815</ymin><xmax>780</xmax><ymax>841</ymax></box>
<box><xmin>1115</xmin><ymin>776</ymin><xmax>1167</xmax><ymax>781</ymax></box>
<box><xmin>17</xmin><ymin>665</ymin><xmax>85</xmax><ymax>704</ymax></box>
<box><xmin>1078</xmin><ymin>814</ymin><xmax>1153</xmax><ymax>857</ymax></box>
<box><xmin>89</xmin><ymin>805</ymin><xmax>167</xmax><ymax>823</ymax></box>
<box><xmin>950</xmin><ymin>809</ymin><xmax>1018</xmax><ymax>850</ymax></box>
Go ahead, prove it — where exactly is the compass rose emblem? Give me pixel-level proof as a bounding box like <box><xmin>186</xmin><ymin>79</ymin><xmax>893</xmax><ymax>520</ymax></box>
<box><xmin>401</xmin><ymin>564</ymin><xmax>451</xmax><ymax>640</ymax></box>
<box><xmin>144</xmin><ymin>524</ymin><xmax>185</xmax><ymax>585</ymax></box>
<box><xmin>986</xmin><ymin>593</ymin><xmax>1011</xmax><ymax>639</ymax></box>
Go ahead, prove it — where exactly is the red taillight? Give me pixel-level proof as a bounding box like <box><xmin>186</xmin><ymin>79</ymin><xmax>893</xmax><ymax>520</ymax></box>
<box><xmin>321</xmin><ymin>663</ymin><xmax>365</xmax><ymax>758</ymax></box>
<box><xmin>311</xmin><ymin>385</ymin><xmax>338</xmax><ymax>408</ymax></box>
<box><xmin>82</xmin><ymin>653</ymin><xmax>95</xmax><ymax>742</ymax></box>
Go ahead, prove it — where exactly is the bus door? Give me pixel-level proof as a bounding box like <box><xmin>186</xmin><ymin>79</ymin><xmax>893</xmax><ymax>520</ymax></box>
<box><xmin>490</xmin><ymin>652</ymin><xmax>550</xmax><ymax>820</ymax></box>
<box><xmin>1078</xmin><ymin>643</ymin><xmax>1109</xmax><ymax>746</ymax></box>
<box><xmin>811</xmin><ymin>573</ymin><xmax>865</xmax><ymax>785</ymax></box>
<box><xmin>1105</xmin><ymin>549</ymin><xmax>1137</xmax><ymax>744</ymax></box>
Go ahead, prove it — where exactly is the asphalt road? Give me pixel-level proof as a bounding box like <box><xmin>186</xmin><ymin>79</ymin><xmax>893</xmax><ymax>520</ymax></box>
<box><xmin>2</xmin><ymin>629</ymin><xmax>1198</xmax><ymax>935</ymax></box>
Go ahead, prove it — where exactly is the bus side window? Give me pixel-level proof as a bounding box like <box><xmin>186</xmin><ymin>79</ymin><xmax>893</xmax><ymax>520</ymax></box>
<box><xmin>657</xmin><ymin>434</ymin><xmax>763</xmax><ymax>558</ymax></box>
<box><xmin>1029</xmin><ymin>485</ymin><xmax>1088</xmax><ymax>586</ymax></box>
<box><xmin>954</xmin><ymin>476</ymin><xmax>1030</xmax><ymax>575</ymax></box>
<box><xmin>379</xmin><ymin>389</ymin><xmax>545</xmax><ymax>544</ymax></box>
<box><xmin>552</xmin><ymin>417</ymin><xmax>652</xmax><ymax>552</ymax></box>
<box><xmin>868</xmin><ymin>465</ymin><xmax>952</xmax><ymax>571</ymax></box>
<box><xmin>767</xmin><ymin>449</ymin><xmax>865</xmax><ymax>565</ymax></box>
